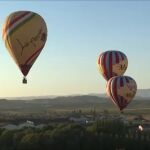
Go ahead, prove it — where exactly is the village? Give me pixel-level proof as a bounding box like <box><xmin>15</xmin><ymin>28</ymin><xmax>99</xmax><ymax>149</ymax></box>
<box><xmin>1</xmin><ymin>112</ymin><xmax>150</xmax><ymax>133</ymax></box>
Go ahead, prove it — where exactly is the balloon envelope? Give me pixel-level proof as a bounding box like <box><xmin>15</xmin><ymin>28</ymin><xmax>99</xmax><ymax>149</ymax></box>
<box><xmin>106</xmin><ymin>76</ymin><xmax>137</xmax><ymax>111</ymax></box>
<box><xmin>2</xmin><ymin>11</ymin><xmax>47</xmax><ymax>82</ymax></box>
<box><xmin>97</xmin><ymin>50</ymin><xmax>128</xmax><ymax>81</ymax></box>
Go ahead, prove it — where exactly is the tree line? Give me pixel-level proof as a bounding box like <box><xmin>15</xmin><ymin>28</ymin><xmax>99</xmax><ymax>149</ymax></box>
<box><xmin>0</xmin><ymin>120</ymin><xmax>149</xmax><ymax>150</ymax></box>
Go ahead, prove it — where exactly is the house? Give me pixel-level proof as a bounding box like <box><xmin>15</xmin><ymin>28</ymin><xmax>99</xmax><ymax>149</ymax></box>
<box><xmin>18</xmin><ymin>120</ymin><xmax>35</xmax><ymax>129</ymax></box>
<box><xmin>70</xmin><ymin>116</ymin><xmax>88</xmax><ymax>124</ymax></box>
<box><xmin>1</xmin><ymin>120</ymin><xmax>47</xmax><ymax>130</ymax></box>
<box><xmin>36</xmin><ymin>124</ymin><xmax>45</xmax><ymax>129</ymax></box>
<box><xmin>3</xmin><ymin>124</ymin><xmax>17</xmax><ymax>130</ymax></box>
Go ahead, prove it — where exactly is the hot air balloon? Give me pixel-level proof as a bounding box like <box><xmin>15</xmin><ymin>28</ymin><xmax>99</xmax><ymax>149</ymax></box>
<box><xmin>2</xmin><ymin>11</ymin><xmax>47</xmax><ymax>83</ymax></box>
<box><xmin>97</xmin><ymin>50</ymin><xmax>128</xmax><ymax>81</ymax></box>
<box><xmin>106</xmin><ymin>76</ymin><xmax>137</xmax><ymax>112</ymax></box>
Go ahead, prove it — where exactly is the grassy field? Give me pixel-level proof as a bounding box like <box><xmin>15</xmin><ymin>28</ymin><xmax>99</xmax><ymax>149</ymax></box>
<box><xmin>0</xmin><ymin>95</ymin><xmax>149</xmax><ymax>120</ymax></box>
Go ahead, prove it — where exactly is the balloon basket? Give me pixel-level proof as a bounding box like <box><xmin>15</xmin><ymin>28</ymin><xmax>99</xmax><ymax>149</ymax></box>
<box><xmin>120</xmin><ymin>110</ymin><xmax>124</xmax><ymax>114</ymax></box>
<box><xmin>22</xmin><ymin>77</ymin><xmax>27</xmax><ymax>84</ymax></box>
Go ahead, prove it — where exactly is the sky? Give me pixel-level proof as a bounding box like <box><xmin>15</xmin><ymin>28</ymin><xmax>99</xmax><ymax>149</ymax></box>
<box><xmin>0</xmin><ymin>0</ymin><xmax>150</xmax><ymax>97</ymax></box>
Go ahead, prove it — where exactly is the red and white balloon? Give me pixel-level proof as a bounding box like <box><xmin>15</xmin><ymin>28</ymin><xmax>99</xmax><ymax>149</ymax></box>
<box><xmin>106</xmin><ymin>76</ymin><xmax>137</xmax><ymax>111</ymax></box>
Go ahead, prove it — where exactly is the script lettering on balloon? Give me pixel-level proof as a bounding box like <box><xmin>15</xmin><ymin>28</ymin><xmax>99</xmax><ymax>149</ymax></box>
<box><xmin>126</xmin><ymin>92</ymin><xmax>135</xmax><ymax>98</ymax></box>
<box><xmin>127</xmin><ymin>82</ymin><xmax>137</xmax><ymax>92</ymax></box>
<box><xmin>16</xmin><ymin>27</ymin><xmax>44</xmax><ymax>56</ymax></box>
<box><xmin>118</xmin><ymin>64</ymin><xmax>127</xmax><ymax>71</ymax></box>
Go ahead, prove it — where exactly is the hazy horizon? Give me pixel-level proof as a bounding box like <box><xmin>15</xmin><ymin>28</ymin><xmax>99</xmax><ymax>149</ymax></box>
<box><xmin>0</xmin><ymin>88</ymin><xmax>148</xmax><ymax>100</ymax></box>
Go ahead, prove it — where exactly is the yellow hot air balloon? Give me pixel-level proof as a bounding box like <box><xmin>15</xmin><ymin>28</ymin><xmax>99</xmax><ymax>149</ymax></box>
<box><xmin>2</xmin><ymin>11</ymin><xmax>47</xmax><ymax>83</ymax></box>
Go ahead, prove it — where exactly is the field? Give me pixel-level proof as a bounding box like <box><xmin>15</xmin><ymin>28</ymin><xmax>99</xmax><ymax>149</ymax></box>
<box><xmin>0</xmin><ymin>95</ymin><xmax>149</xmax><ymax>123</ymax></box>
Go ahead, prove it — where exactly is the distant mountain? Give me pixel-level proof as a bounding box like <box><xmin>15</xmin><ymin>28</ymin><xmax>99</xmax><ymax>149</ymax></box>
<box><xmin>0</xmin><ymin>89</ymin><xmax>149</xmax><ymax>102</ymax></box>
<box><xmin>136</xmin><ymin>89</ymin><xmax>150</xmax><ymax>98</ymax></box>
<box><xmin>1</xmin><ymin>95</ymin><xmax>58</xmax><ymax>100</ymax></box>
<box><xmin>88</xmin><ymin>93</ymin><xmax>107</xmax><ymax>97</ymax></box>
<box><xmin>0</xmin><ymin>95</ymin><xmax>149</xmax><ymax>115</ymax></box>
<box><xmin>89</xmin><ymin>89</ymin><xmax>150</xmax><ymax>99</ymax></box>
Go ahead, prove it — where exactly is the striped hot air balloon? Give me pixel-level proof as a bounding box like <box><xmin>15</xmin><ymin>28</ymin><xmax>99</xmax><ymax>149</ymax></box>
<box><xmin>97</xmin><ymin>50</ymin><xmax>128</xmax><ymax>81</ymax></box>
<box><xmin>106</xmin><ymin>76</ymin><xmax>137</xmax><ymax>112</ymax></box>
<box><xmin>2</xmin><ymin>11</ymin><xmax>47</xmax><ymax>83</ymax></box>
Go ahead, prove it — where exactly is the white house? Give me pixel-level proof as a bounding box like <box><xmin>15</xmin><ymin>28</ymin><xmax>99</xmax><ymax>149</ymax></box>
<box><xmin>18</xmin><ymin>120</ymin><xmax>35</xmax><ymax>129</ymax></box>
<box><xmin>3</xmin><ymin>124</ymin><xmax>17</xmax><ymax>130</ymax></box>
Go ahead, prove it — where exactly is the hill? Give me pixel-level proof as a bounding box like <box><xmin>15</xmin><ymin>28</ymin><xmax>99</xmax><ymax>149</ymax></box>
<box><xmin>0</xmin><ymin>95</ymin><xmax>149</xmax><ymax>115</ymax></box>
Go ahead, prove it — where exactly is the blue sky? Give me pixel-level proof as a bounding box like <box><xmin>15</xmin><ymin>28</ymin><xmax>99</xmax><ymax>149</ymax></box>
<box><xmin>0</xmin><ymin>1</ymin><xmax>150</xmax><ymax>97</ymax></box>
